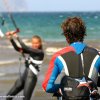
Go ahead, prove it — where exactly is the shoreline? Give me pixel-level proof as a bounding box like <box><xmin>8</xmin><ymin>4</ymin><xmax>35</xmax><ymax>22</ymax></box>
<box><xmin>0</xmin><ymin>38</ymin><xmax>100</xmax><ymax>66</ymax></box>
<box><xmin>0</xmin><ymin>38</ymin><xmax>100</xmax><ymax>99</ymax></box>
<box><xmin>0</xmin><ymin>38</ymin><xmax>100</xmax><ymax>56</ymax></box>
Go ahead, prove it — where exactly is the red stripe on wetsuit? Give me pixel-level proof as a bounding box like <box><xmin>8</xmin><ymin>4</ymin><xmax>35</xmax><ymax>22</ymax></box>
<box><xmin>42</xmin><ymin>46</ymin><xmax>75</xmax><ymax>91</ymax></box>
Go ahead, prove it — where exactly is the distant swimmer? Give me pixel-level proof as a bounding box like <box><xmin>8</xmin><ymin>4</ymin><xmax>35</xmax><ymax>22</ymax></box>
<box><xmin>42</xmin><ymin>17</ymin><xmax>100</xmax><ymax>100</ymax></box>
<box><xmin>6</xmin><ymin>31</ymin><xmax>44</xmax><ymax>100</ymax></box>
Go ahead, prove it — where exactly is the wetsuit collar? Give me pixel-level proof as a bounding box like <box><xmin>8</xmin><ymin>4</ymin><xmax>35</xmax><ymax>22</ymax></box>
<box><xmin>70</xmin><ymin>42</ymin><xmax>86</xmax><ymax>54</ymax></box>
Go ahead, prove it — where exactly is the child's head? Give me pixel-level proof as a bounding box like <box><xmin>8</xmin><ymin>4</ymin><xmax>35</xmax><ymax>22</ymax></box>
<box><xmin>32</xmin><ymin>35</ymin><xmax>42</xmax><ymax>49</ymax></box>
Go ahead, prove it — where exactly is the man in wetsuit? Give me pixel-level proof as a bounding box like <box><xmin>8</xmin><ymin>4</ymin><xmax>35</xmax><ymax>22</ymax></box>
<box><xmin>42</xmin><ymin>17</ymin><xmax>100</xmax><ymax>100</ymax></box>
<box><xmin>6</xmin><ymin>32</ymin><xmax>44</xmax><ymax>100</ymax></box>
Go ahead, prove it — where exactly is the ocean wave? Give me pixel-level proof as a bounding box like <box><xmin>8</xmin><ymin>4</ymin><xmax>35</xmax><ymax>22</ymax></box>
<box><xmin>0</xmin><ymin>73</ymin><xmax>6</xmax><ymax>76</ymax></box>
<box><xmin>0</xmin><ymin>45</ymin><xmax>13</xmax><ymax>49</ymax></box>
<box><xmin>94</xmin><ymin>16</ymin><xmax>99</xmax><ymax>19</ymax></box>
<box><xmin>45</xmin><ymin>47</ymin><xmax>62</xmax><ymax>55</ymax></box>
<box><xmin>0</xmin><ymin>39</ymin><xmax>31</xmax><ymax>49</ymax></box>
<box><xmin>0</xmin><ymin>60</ymin><xmax>19</xmax><ymax>65</ymax></box>
<box><xmin>89</xmin><ymin>27</ymin><xmax>95</xmax><ymax>30</ymax></box>
<box><xmin>2</xmin><ymin>12</ymin><xmax>100</xmax><ymax>41</ymax></box>
<box><xmin>59</xmin><ymin>15</ymin><xmax>64</xmax><ymax>18</ymax></box>
<box><xmin>86</xmin><ymin>16</ymin><xmax>90</xmax><ymax>19</ymax></box>
<box><xmin>25</xmin><ymin>30</ymin><xmax>33</xmax><ymax>34</ymax></box>
<box><xmin>45</xmin><ymin>47</ymin><xmax>100</xmax><ymax>56</ymax></box>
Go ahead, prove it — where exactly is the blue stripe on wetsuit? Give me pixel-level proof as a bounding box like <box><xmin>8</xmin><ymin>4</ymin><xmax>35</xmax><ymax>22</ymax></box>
<box><xmin>46</xmin><ymin>57</ymin><xmax>64</xmax><ymax>93</ymax></box>
<box><xmin>70</xmin><ymin>42</ymin><xmax>86</xmax><ymax>54</ymax></box>
<box><xmin>46</xmin><ymin>42</ymin><xmax>100</xmax><ymax>93</ymax></box>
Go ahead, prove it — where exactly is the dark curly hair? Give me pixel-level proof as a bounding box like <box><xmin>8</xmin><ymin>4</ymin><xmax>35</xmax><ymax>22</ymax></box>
<box><xmin>61</xmin><ymin>17</ymin><xmax>86</xmax><ymax>44</ymax></box>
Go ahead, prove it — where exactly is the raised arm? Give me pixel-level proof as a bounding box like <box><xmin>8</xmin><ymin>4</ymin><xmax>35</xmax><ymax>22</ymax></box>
<box><xmin>6</xmin><ymin>31</ymin><xmax>22</xmax><ymax>52</ymax></box>
<box><xmin>10</xmin><ymin>38</ymin><xmax>22</xmax><ymax>52</ymax></box>
<box><xmin>6</xmin><ymin>31</ymin><xmax>43</xmax><ymax>55</ymax></box>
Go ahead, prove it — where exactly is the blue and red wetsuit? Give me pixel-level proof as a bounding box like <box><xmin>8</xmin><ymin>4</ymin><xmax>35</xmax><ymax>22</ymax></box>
<box><xmin>42</xmin><ymin>42</ymin><xmax>100</xmax><ymax>93</ymax></box>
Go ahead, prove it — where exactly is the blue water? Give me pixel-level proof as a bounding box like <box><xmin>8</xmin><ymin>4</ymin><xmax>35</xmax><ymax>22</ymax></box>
<box><xmin>1</xmin><ymin>12</ymin><xmax>100</xmax><ymax>41</ymax></box>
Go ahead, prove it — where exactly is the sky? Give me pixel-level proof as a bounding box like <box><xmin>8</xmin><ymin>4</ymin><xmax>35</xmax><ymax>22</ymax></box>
<box><xmin>0</xmin><ymin>0</ymin><xmax>100</xmax><ymax>12</ymax></box>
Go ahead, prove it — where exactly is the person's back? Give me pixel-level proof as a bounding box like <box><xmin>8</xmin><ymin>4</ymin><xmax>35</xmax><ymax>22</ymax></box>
<box><xmin>42</xmin><ymin>17</ymin><xmax>100</xmax><ymax>100</ymax></box>
<box><xmin>59</xmin><ymin>45</ymin><xmax>99</xmax><ymax>99</ymax></box>
<box><xmin>58</xmin><ymin>46</ymin><xmax>99</xmax><ymax>79</ymax></box>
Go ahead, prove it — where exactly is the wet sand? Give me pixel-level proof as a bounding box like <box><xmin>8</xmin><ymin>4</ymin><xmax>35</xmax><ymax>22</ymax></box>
<box><xmin>0</xmin><ymin>38</ymin><xmax>100</xmax><ymax>100</ymax></box>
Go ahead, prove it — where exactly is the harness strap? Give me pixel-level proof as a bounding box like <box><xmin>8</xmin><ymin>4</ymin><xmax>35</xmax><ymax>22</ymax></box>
<box><xmin>29</xmin><ymin>64</ymin><xmax>38</xmax><ymax>75</ymax></box>
<box><xmin>30</xmin><ymin>57</ymin><xmax>43</xmax><ymax>65</ymax></box>
<box><xmin>80</xmin><ymin>53</ymin><xmax>85</xmax><ymax>75</ymax></box>
<box><xmin>27</xmin><ymin>57</ymin><xmax>43</xmax><ymax>75</ymax></box>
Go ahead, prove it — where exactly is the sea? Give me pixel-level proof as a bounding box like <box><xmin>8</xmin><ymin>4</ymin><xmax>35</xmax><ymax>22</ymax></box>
<box><xmin>1</xmin><ymin>12</ymin><xmax>100</xmax><ymax>41</ymax></box>
<box><xmin>0</xmin><ymin>12</ymin><xmax>100</xmax><ymax>99</ymax></box>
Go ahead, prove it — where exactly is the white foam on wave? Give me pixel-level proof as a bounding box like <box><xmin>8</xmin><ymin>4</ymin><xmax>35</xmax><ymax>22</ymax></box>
<box><xmin>0</xmin><ymin>39</ymin><xmax>31</xmax><ymax>49</ymax></box>
<box><xmin>94</xmin><ymin>16</ymin><xmax>98</xmax><ymax>19</ymax></box>
<box><xmin>59</xmin><ymin>15</ymin><xmax>64</xmax><ymax>18</ymax></box>
<box><xmin>86</xmin><ymin>16</ymin><xmax>90</xmax><ymax>19</ymax></box>
<box><xmin>0</xmin><ymin>73</ymin><xmax>6</xmax><ymax>76</ymax></box>
<box><xmin>0</xmin><ymin>60</ymin><xmax>18</xmax><ymax>65</ymax></box>
<box><xmin>89</xmin><ymin>27</ymin><xmax>95</xmax><ymax>30</ymax></box>
<box><xmin>0</xmin><ymin>45</ymin><xmax>13</xmax><ymax>49</ymax></box>
<box><xmin>45</xmin><ymin>47</ymin><xmax>62</xmax><ymax>55</ymax></box>
<box><xmin>46</xmin><ymin>47</ymin><xmax>100</xmax><ymax>56</ymax></box>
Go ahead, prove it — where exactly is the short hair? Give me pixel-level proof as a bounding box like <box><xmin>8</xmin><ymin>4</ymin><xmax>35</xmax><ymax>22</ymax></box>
<box><xmin>61</xmin><ymin>17</ymin><xmax>86</xmax><ymax>44</ymax></box>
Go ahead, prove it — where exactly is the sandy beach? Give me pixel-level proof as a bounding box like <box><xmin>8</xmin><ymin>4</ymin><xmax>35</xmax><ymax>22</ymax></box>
<box><xmin>0</xmin><ymin>38</ymin><xmax>100</xmax><ymax>100</ymax></box>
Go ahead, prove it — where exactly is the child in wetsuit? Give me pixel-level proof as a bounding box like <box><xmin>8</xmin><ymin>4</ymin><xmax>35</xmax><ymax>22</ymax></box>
<box><xmin>6</xmin><ymin>31</ymin><xmax>44</xmax><ymax>100</ymax></box>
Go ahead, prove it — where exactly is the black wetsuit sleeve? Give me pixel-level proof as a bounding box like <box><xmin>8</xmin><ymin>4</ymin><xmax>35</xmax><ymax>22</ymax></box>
<box><xmin>10</xmin><ymin>39</ymin><xmax>22</xmax><ymax>52</ymax></box>
<box><xmin>17</xmin><ymin>37</ymin><xmax>44</xmax><ymax>54</ymax></box>
<box><xmin>97</xmin><ymin>76</ymin><xmax>100</xmax><ymax>87</ymax></box>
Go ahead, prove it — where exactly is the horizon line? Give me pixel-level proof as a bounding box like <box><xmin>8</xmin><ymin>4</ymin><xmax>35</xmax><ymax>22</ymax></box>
<box><xmin>1</xmin><ymin>11</ymin><xmax>100</xmax><ymax>13</ymax></box>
